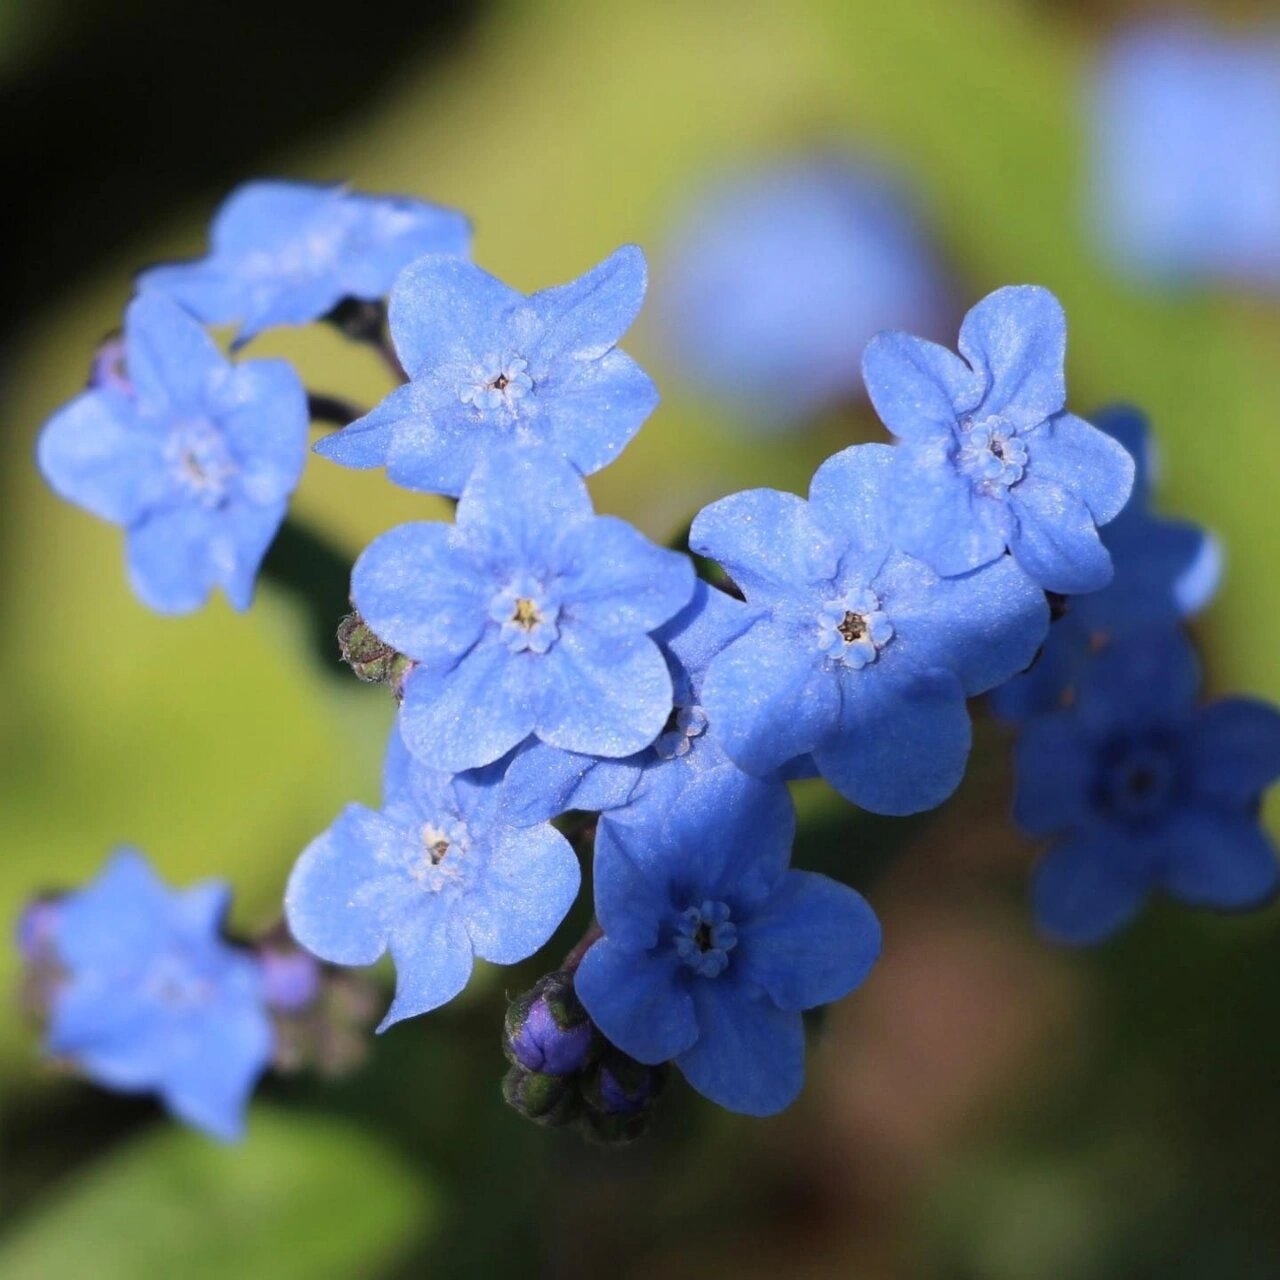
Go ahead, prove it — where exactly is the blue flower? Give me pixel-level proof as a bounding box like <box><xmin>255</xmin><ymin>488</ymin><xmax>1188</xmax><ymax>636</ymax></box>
<box><xmin>1090</xmin><ymin>22</ymin><xmax>1280</xmax><ymax>287</ymax></box>
<box><xmin>689</xmin><ymin>444</ymin><xmax>1049</xmax><ymax>815</ymax></box>
<box><xmin>575</xmin><ymin>769</ymin><xmax>881</xmax><ymax>1116</ymax></box>
<box><xmin>285</xmin><ymin>732</ymin><xmax>580</xmax><ymax>1030</ymax></box>
<box><xmin>315</xmin><ymin>246</ymin><xmax>657</xmax><ymax>496</ymax></box>
<box><xmin>353</xmin><ymin>448</ymin><xmax>694</xmax><ymax>773</ymax></box>
<box><xmin>656</xmin><ymin>154</ymin><xmax>950</xmax><ymax>430</ymax></box>
<box><xmin>500</xmin><ymin>579</ymin><xmax>765</xmax><ymax>826</ymax></box>
<box><xmin>138</xmin><ymin>180</ymin><xmax>471</xmax><ymax>342</ymax></box>
<box><xmin>862</xmin><ymin>286</ymin><xmax>1135</xmax><ymax>594</ymax></box>
<box><xmin>993</xmin><ymin>405</ymin><xmax>1221</xmax><ymax>721</ymax></box>
<box><xmin>37</xmin><ymin>293</ymin><xmax>308</xmax><ymax>614</ymax></box>
<box><xmin>40</xmin><ymin>849</ymin><xmax>272</xmax><ymax>1141</ymax></box>
<box><xmin>1014</xmin><ymin>629</ymin><xmax>1280</xmax><ymax>945</ymax></box>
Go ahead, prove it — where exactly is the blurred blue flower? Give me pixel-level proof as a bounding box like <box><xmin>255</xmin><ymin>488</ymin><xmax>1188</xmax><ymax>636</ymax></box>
<box><xmin>1090</xmin><ymin>22</ymin><xmax>1280</xmax><ymax>287</ymax></box>
<box><xmin>500</xmin><ymin>579</ymin><xmax>765</xmax><ymax>826</ymax></box>
<box><xmin>993</xmin><ymin>405</ymin><xmax>1221</xmax><ymax>721</ymax></box>
<box><xmin>316</xmin><ymin>246</ymin><xmax>657</xmax><ymax>496</ymax></box>
<box><xmin>40</xmin><ymin>849</ymin><xmax>272</xmax><ymax>1141</ymax></box>
<box><xmin>138</xmin><ymin>180</ymin><xmax>471</xmax><ymax>342</ymax></box>
<box><xmin>353</xmin><ymin>448</ymin><xmax>694</xmax><ymax>773</ymax></box>
<box><xmin>37</xmin><ymin>293</ymin><xmax>308</xmax><ymax>613</ymax></box>
<box><xmin>656</xmin><ymin>155</ymin><xmax>950</xmax><ymax>429</ymax></box>
<box><xmin>575</xmin><ymin>769</ymin><xmax>881</xmax><ymax>1116</ymax></box>
<box><xmin>690</xmin><ymin>444</ymin><xmax>1049</xmax><ymax>815</ymax></box>
<box><xmin>286</xmin><ymin>733</ymin><xmax>579</xmax><ymax>1031</ymax></box>
<box><xmin>863</xmin><ymin>286</ymin><xmax>1135</xmax><ymax>594</ymax></box>
<box><xmin>1015</xmin><ymin>629</ymin><xmax>1280</xmax><ymax>945</ymax></box>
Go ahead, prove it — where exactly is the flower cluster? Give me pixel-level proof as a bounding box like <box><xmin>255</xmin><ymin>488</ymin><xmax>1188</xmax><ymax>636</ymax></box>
<box><xmin>25</xmin><ymin>176</ymin><xmax>1279</xmax><ymax>1140</ymax></box>
<box><xmin>996</xmin><ymin>408</ymin><xmax>1280</xmax><ymax>943</ymax></box>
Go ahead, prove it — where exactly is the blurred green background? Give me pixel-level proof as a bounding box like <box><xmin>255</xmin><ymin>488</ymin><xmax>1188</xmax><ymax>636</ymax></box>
<box><xmin>4</xmin><ymin>0</ymin><xmax>1280</xmax><ymax>1275</ymax></box>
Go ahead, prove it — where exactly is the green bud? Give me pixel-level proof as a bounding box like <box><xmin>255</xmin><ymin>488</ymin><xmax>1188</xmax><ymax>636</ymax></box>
<box><xmin>502</xmin><ymin>1064</ymin><xmax>581</xmax><ymax>1127</ymax></box>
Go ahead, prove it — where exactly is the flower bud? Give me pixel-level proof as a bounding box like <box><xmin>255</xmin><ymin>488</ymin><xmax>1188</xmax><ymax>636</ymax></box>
<box><xmin>501</xmin><ymin>1064</ymin><xmax>580</xmax><ymax>1127</ymax></box>
<box><xmin>258</xmin><ymin>945</ymin><xmax>322</xmax><ymax>1014</ymax></box>
<box><xmin>503</xmin><ymin>970</ymin><xmax>595</xmax><ymax>1076</ymax></box>
<box><xmin>579</xmin><ymin>1048</ymin><xmax>667</xmax><ymax>1144</ymax></box>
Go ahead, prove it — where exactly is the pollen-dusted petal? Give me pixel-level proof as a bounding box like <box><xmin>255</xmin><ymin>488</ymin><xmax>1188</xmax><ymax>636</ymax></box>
<box><xmin>1007</xmin><ymin>474</ymin><xmax>1115</xmax><ymax>595</ymax></box>
<box><xmin>1026</xmin><ymin>412</ymin><xmax>1135</xmax><ymax>527</ymax></box>
<box><xmin>528</xmin><ymin>243</ymin><xmax>649</xmax><ymax>361</ymax></box>
<box><xmin>379</xmin><ymin>899</ymin><xmax>474</xmax><ymax>1030</ymax></box>
<box><xmin>861</xmin><ymin>330</ymin><xmax>983</xmax><ymax>441</ymax></box>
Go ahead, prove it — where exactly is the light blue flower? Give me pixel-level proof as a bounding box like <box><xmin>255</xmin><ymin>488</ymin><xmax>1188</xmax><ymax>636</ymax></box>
<box><xmin>575</xmin><ymin>769</ymin><xmax>881</xmax><ymax>1116</ymax></box>
<box><xmin>1090</xmin><ymin>21</ymin><xmax>1280</xmax><ymax>287</ymax></box>
<box><xmin>862</xmin><ymin>286</ymin><xmax>1135</xmax><ymax>594</ymax></box>
<box><xmin>37</xmin><ymin>293</ymin><xmax>308</xmax><ymax>614</ymax></box>
<box><xmin>42</xmin><ymin>849</ymin><xmax>272</xmax><ymax>1141</ymax></box>
<box><xmin>285</xmin><ymin>732</ymin><xmax>579</xmax><ymax>1030</ymax></box>
<box><xmin>657</xmin><ymin>154</ymin><xmax>950</xmax><ymax>430</ymax></box>
<box><xmin>992</xmin><ymin>405</ymin><xmax>1221</xmax><ymax>721</ymax></box>
<box><xmin>690</xmin><ymin>443</ymin><xmax>1049</xmax><ymax>815</ymax></box>
<box><xmin>138</xmin><ymin>180</ymin><xmax>470</xmax><ymax>342</ymax></box>
<box><xmin>500</xmin><ymin>579</ymin><xmax>764</xmax><ymax>826</ymax></box>
<box><xmin>315</xmin><ymin>246</ymin><xmax>657</xmax><ymax>496</ymax></box>
<box><xmin>353</xmin><ymin>448</ymin><xmax>694</xmax><ymax>773</ymax></box>
<box><xmin>1015</xmin><ymin>629</ymin><xmax>1280</xmax><ymax>945</ymax></box>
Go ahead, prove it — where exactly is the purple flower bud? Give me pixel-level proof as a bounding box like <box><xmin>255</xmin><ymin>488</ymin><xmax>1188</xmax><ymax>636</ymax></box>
<box><xmin>258</xmin><ymin>946</ymin><xmax>322</xmax><ymax>1013</ymax></box>
<box><xmin>16</xmin><ymin>897</ymin><xmax>62</xmax><ymax>964</ymax></box>
<box><xmin>89</xmin><ymin>335</ymin><xmax>132</xmax><ymax>396</ymax></box>
<box><xmin>508</xmin><ymin>994</ymin><xmax>595</xmax><ymax>1075</ymax></box>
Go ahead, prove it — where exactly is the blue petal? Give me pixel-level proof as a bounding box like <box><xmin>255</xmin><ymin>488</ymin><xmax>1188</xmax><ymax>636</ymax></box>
<box><xmin>861</xmin><ymin>331</ymin><xmax>982</xmax><ymax>441</ymax></box>
<box><xmin>556</xmin><ymin>515</ymin><xmax>694</xmax><ymax>633</ymax></box>
<box><xmin>1090</xmin><ymin>403</ymin><xmax>1154</xmax><ymax>500</ymax></box>
<box><xmin>1031</xmin><ymin>837</ymin><xmax>1149</xmax><ymax>945</ymax></box>
<box><xmin>1026</xmin><ymin>413</ymin><xmax>1135</xmax><ymax>527</ymax></box>
<box><xmin>501</xmin><ymin>739</ymin><xmax>642</xmax><ymax>825</ymax></box>
<box><xmin>1186</xmin><ymin>698</ymin><xmax>1280</xmax><ymax>809</ymax></box>
<box><xmin>37</xmin><ymin>392</ymin><xmax>167</xmax><ymax>526</ymax></box>
<box><xmin>314</xmin><ymin>384</ymin><xmax>418</xmax><ymax>472</ymax></box>
<box><xmin>806</xmin><ymin>443</ymin><xmax>894</xmax><ymax>575</ymax></box>
<box><xmin>397</xmin><ymin>643</ymin><xmax>542</xmax><ymax>772</ymax></box>
<box><xmin>124</xmin><ymin>293</ymin><xmax>229</xmax><ymax>415</ymax></box>
<box><xmin>381</xmin><ymin>895</ymin><xmax>474</xmax><ymax>1030</ymax></box>
<box><xmin>700</xmin><ymin>620</ymin><xmax>839</xmax><ymax>774</ymax></box>
<box><xmin>210</xmin><ymin>180</ymin><xmax>340</xmax><ymax>253</ymax></box>
<box><xmin>537</xmin><ymin>349</ymin><xmax>657</xmax><ymax>474</ymax></box>
<box><xmin>891</xmin><ymin>442</ymin><xmax>1012</xmax><ymax>576</ymax></box>
<box><xmin>885</xmin><ymin>553</ymin><xmax>1049</xmax><ymax>696</ymax></box>
<box><xmin>1073</xmin><ymin>627</ymin><xmax>1201</xmax><ymax>737</ymax></box>
<box><xmin>47</xmin><ymin>983</ymin><xmax>166</xmax><ymax>1086</ymax></box>
<box><xmin>813</xmin><ymin>667</ymin><xmax>971</xmax><ymax>815</ymax></box>
<box><xmin>351</xmin><ymin>520</ymin><xmax>487</xmax><ymax>664</ymax></box>
<box><xmin>1008</xmin><ymin>475</ymin><xmax>1114</xmax><ymax>594</ymax></box>
<box><xmin>575</xmin><ymin>938</ymin><xmax>698</xmax><ymax>1064</ymax></box>
<box><xmin>676</xmin><ymin>981</ymin><xmax>805</xmax><ymax>1116</ymax></box>
<box><xmin>284</xmin><ymin>806</ymin><xmax>400</xmax><ymax>967</ymax></box>
<box><xmin>689</xmin><ymin>489</ymin><xmax>837</xmax><ymax>602</ymax></box>
<box><xmin>53</xmin><ymin>848</ymin><xmax>171</xmax><ymax>975</ymax></box>
<box><xmin>171</xmin><ymin>881</ymin><xmax>233</xmax><ymax>942</ymax></box>
<box><xmin>1158</xmin><ymin>810</ymin><xmax>1280</xmax><ymax>909</ymax></box>
<box><xmin>654</xmin><ymin>579</ymin><xmax>760</xmax><ymax>689</ymax></box>
<box><xmin>527</xmin><ymin>245</ymin><xmax>648</xmax><ymax>361</ymax></box>
<box><xmin>137</xmin><ymin>261</ymin><xmax>251</xmax><ymax>330</ymax></box>
<box><xmin>388</xmin><ymin>256</ymin><xmax>522</xmax><ymax>379</ymax></box>
<box><xmin>737</xmin><ymin>870</ymin><xmax>881</xmax><ymax>1010</ymax></box>
<box><xmin>338</xmin><ymin>195</ymin><xmax>471</xmax><ymax>298</ymax></box>
<box><xmin>212</xmin><ymin>359</ymin><xmax>309</xmax><ymax>505</ymax></box>
<box><xmin>219</xmin><ymin>498</ymin><xmax>290</xmax><ymax>612</ymax></box>
<box><xmin>592</xmin><ymin>817</ymin><xmax>678</xmax><ymax>950</ymax></box>
<box><xmin>125</xmin><ymin>505</ymin><xmax>223</xmax><ymax>614</ymax></box>
<box><xmin>537</xmin><ymin>630</ymin><xmax>672</xmax><ymax>758</ymax></box>
<box><xmin>958</xmin><ymin>285</ymin><xmax>1067</xmax><ymax>427</ymax></box>
<box><xmin>453</xmin><ymin>448</ymin><xmax>594</xmax><ymax>566</ymax></box>
<box><xmin>463</xmin><ymin>824</ymin><xmax>579</xmax><ymax>964</ymax></box>
<box><xmin>1012</xmin><ymin>713</ymin><xmax>1096</xmax><ymax>836</ymax></box>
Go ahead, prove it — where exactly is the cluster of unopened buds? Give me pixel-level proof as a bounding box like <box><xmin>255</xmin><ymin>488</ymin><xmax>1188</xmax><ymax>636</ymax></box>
<box><xmin>22</xmin><ymin>178</ymin><xmax>1280</xmax><ymax>1141</ymax></box>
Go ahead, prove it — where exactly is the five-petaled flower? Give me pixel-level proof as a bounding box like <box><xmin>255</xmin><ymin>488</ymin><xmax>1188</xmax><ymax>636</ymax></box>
<box><xmin>37</xmin><ymin>293</ymin><xmax>309</xmax><ymax>614</ymax></box>
<box><xmin>575</xmin><ymin>769</ymin><xmax>881</xmax><ymax>1116</ymax></box>
<box><xmin>1015</xmin><ymin>629</ymin><xmax>1280</xmax><ymax>944</ymax></box>
<box><xmin>315</xmin><ymin>246</ymin><xmax>658</xmax><ymax>496</ymax></box>
<box><xmin>690</xmin><ymin>443</ymin><xmax>1049</xmax><ymax>815</ymax></box>
<box><xmin>40</xmin><ymin>849</ymin><xmax>273</xmax><ymax>1141</ymax></box>
<box><xmin>992</xmin><ymin>405</ymin><xmax>1221</xmax><ymax>722</ymax></box>
<box><xmin>138</xmin><ymin>180</ymin><xmax>471</xmax><ymax>342</ymax></box>
<box><xmin>352</xmin><ymin>447</ymin><xmax>694</xmax><ymax>773</ymax></box>
<box><xmin>285</xmin><ymin>732</ymin><xmax>580</xmax><ymax>1029</ymax></box>
<box><xmin>862</xmin><ymin>285</ymin><xmax>1135</xmax><ymax>594</ymax></box>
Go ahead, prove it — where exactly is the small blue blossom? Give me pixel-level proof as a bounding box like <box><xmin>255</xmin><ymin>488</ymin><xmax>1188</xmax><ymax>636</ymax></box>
<box><xmin>37</xmin><ymin>293</ymin><xmax>308</xmax><ymax>614</ymax></box>
<box><xmin>39</xmin><ymin>849</ymin><xmax>272</xmax><ymax>1141</ymax></box>
<box><xmin>993</xmin><ymin>405</ymin><xmax>1221</xmax><ymax>721</ymax></box>
<box><xmin>862</xmin><ymin>286</ymin><xmax>1135</xmax><ymax>594</ymax></box>
<box><xmin>1014</xmin><ymin>629</ymin><xmax>1280</xmax><ymax>944</ymax></box>
<box><xmin>1090</xmin><ymin>22</ymin><xmax>1280</xmax><ymax>287</ymax></box>
<box><xmin>575</xmin><ymin>769</ymin><xmax>881</xmax><ymax>1116</ymax></box>
<box><xmin>285</xmin><ymin>732</ymin><xmax>580</xmax><ymax>1030</ymax></box>
<box><xmin>657</xmin><ymin>154</ymin><xmax>950</xmax><ymax>430</ymax></box>
<box><xmin>500</xmin><ymin>579</ymin><xmax>764</xmax><ymax>826</ymax></box>
<box><xmin>689</xmin><ymin>444</ymin><xmax>1050</xmax><ymax>815</ymax></box>
<box><xmin>138</xmin><ymin>180</ymin><xmax>471</xmax><ymax>342</ymax></box>
<box><xmin>353</xmin><ymin>448</ymin><xmax>694</xmax><ymax>773</ymax></box>
<box><xmin>315</xmin><ymin>246</ymin><xmax>658</xmax><ymax>496</ymax></box>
